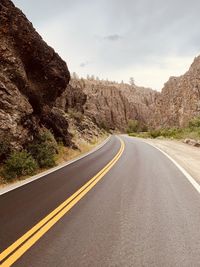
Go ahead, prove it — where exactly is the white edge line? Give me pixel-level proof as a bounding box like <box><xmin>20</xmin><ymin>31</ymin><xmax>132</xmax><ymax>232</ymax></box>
<box><xmin>0</xmin><ymin>135</ymin><xmax>111</xmax><ymax>196</ymax></box>
<box><xmin>131</xmin><ymin>137</ymin><xmax>200</xmax><ymax>194</ymax></box>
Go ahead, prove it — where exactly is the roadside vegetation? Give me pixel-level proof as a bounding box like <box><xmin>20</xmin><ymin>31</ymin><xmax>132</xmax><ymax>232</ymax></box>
<box><xmin>128</xmin><ymin>117</ymin><xmax>200</xmax><ymax>140</ymax></box>
<box><xmin>0</xmin><ymin>130</ymin><xmax>57</xmax><ymax>183</ymax></box>
<box><xmin>27</xmin><ymin>130</ymin><xmax>58</xmax><ymax>169</ymax></box>
<box><xmin>1</xmin><ymin>151</ymin><xmax>38</xmax><ymax>181</ymax></box>
<box><xmin>55</xmin><ymin>135</ymin><xmax>106</xmax><ymax>165</ymax></box>
<box><xmin>0</xmin><ymin>129</ymin><xmax>107</xmax><ymax>185</ymax></box>
<box><xmin>126</xmin><ymin>119</ymin><xmax>148</xmax><ymax>134</ymax></box>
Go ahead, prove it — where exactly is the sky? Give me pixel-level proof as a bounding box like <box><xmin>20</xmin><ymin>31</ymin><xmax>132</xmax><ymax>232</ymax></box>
<box><xmin>13</xmin><ymin>0</ymin><xmax>200</xmax><ymax>91</ymax></box>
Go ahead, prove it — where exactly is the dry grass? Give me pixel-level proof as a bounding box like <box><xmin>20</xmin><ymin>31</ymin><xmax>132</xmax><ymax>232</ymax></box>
<box><xmin>55</xmin><ymin>135</ymin><xmax>108</xmax><ymax>165</ymax></box>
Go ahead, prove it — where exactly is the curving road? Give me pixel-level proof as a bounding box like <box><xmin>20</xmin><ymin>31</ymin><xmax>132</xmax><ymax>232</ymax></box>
<box><xmin>1</xmin><ymin>135</ymin><xmax>200</xmax><ymax>266</ymax></box>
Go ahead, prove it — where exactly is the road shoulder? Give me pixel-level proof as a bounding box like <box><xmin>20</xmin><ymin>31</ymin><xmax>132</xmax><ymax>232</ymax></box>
<box><xmin>142</xmin><ymin>138</ymin><xmax>200</xmax><ymax>183</ymax></box>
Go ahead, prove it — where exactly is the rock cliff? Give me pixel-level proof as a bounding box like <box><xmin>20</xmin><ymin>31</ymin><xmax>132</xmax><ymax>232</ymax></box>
<box><xmin>68</xmin><ymin>54</ymin><xmax>200</xmax><ymax>131</ymax></box>
<box><xmin>151</xmin><ymin>56</ymin><xmax>200</xmax><ymax>128</ymax></box>
<box><xmin>0</xmin><ymin>0</ymin><xmax>71</xmax><ymax>148</ymax></box>
<box><xmin>68</xmin><ymin>79</ymin><xmax>157</xmax><ymax>131</ymax></box>
<box><xmin>56</xmin><ymin>79</ymin><xmax>103</xmax><ymax>143</ymax></box>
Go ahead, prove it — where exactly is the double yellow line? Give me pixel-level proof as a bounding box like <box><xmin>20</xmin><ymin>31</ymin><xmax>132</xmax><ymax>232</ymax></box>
<box><xmin>0</xmin><ymin>137</ymin><xmax>125</xmax><ymax>266</ymax></box>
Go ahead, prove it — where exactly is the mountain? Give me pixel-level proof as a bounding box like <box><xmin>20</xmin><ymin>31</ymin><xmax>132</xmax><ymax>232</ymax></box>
<box><xmin>151</xmin><ymin>56</ymin><xmax>200</xmax><ymax>128</ymax></box>
<box><xmin>67</xmin><ymin>79</ymin><xmax>158</xmax><ymax>131</ymax></box>
<box><xmin>68</xmin><ymin>54</ymin><xmax>200</xmax><ymax>132</ymax></box>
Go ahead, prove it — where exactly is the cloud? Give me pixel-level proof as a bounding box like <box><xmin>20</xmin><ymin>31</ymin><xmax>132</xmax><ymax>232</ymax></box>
<box><xmin>103</xmin><ymin>34</ymin><xmax>122</xmax><ymax>41</ymax></box>
<box><xmin>80</xmin><ymin>61</ymin><xmax>90</xmax><ymax>68</ymax></box>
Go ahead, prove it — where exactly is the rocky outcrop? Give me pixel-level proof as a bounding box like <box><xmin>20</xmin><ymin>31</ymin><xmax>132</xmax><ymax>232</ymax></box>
<box><xmin>56</xmin><ymin>79</ymin><xmax>87</xmax><ymax>114</ymax></box>
<box><xmin>151</xmin><ymin>56</ymin><xmax>200</xmax><ymax>128</ymax></box>
<box><xmin>0</xmin><ymin>0</ymin><xmax>71</xmax><ymax>148</ymax></box>
<box><xmin>63</xmin><ymin>55</ymin><xmax>200</xmax><ymax>132</ymax></box>
<box><xmin>56</xmin><ymin>79</ymin><xmax>104</xmax><ymax>143</ymax></box>
<box><xmin>69</xmin><ymin>79</ymin><xmax>157</xmax><ymax>131</ymax></box>
<box><xmin>184</xmin><ymin>138</ymin><xmax>200</xmax><ymax>147</ymax></box>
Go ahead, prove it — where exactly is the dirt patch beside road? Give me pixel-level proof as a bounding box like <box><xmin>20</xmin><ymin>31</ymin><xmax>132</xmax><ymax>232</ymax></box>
<box><xmin>144</xmin><ymin>139</ymin><xmax>200</xmax><ymax>183</ymax></box>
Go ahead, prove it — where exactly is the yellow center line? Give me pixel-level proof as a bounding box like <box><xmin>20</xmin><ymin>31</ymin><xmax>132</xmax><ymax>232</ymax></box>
<box><xmin>0</xmin><ymin>137</ymin><xmax>125</xmax><ymax>267</ymax></box>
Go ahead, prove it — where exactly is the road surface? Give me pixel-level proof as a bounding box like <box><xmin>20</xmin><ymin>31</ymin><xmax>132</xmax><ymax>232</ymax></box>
<box><xmin>1</xmin><ymin>135</ymin><xmax>200</xmax><ymax>266</ymax></box>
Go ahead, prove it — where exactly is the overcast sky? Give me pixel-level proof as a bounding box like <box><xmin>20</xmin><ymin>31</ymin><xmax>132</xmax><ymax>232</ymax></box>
<box><xmin>13</xmin><ymin>0</ymin><xmax>200</xmax><ymax>90</ymax></box>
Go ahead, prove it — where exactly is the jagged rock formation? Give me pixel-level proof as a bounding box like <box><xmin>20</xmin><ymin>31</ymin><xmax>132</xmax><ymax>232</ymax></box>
<box><xmin>61</xmin><ymin>56</ymin><xmax>200</xmax><ymax>132</ymax></box>
<box><xmin>56</xmin><ymin>79</ymin><xmax>87</xmax><ymax>114</ymax></box>
<box><xmin>0</xmin><ymin>0</ymin><xmax>71</xmax><ymax>148</ymax></box>
<box><xmin>56</xmin><ymin>79</ymin><xmax>104</xmax><ymax>142</ymax></box>
<box><xmin>68</xmin><ymin>79</ymin><xmax>158</xmax><ymax>131</ymax></box>
<box><xmin>151</xmin><ymin>56</ymin><xmax>200</xmax><ymax>128</ymax></box>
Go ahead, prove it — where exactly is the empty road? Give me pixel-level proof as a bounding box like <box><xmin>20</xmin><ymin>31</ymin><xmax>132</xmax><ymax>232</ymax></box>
<box><xmin>1</xmin><ymin>135</ymin><xmax>200</xmax><ymax>266</ymax></box>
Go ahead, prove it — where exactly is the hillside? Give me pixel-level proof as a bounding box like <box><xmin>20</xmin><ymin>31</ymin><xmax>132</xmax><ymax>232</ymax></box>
<box><xmin>0</xmin><ymin>0</ymin><xmax>71</xmax><ymax>148</ymax></box>
<box><xmin>66</xmin><ymin>78</ymin><xmax>158</xmax><ymax>131</ymax></box>
<box><xmin>66</xmin><ymin>54</ymin><xmax>200</xmax><ymax>132</ymax></box>
<box><xmin>151</xmin><ymin>56</ymin><xmax>200</xmax><ymax>128</ymax></box>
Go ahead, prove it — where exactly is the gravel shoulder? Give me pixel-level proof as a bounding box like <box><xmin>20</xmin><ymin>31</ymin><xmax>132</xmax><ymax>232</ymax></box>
<box><xmin>143</xmin><ymin>139</ymin><xmax>200</xmax><ymax>183</ymax></box>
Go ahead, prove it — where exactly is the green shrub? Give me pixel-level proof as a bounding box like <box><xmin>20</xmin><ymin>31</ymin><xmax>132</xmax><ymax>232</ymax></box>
<box><xmin>2</xmin><ymin>151</ymin><xmax>38</xmax><ymax>180</ymax></box>
<box><xmin>27</xmin><ymin>130</ymin><xmax>57</xmax><ymax>168</ymax></box>
<box><xmin>188</xmin><ymin>117</ymin><xmax>200</xmax><ymax>129</ymax></box>
<box><xmin>68</xmin><ymin>109</ymin><xmax>84</xmax><ymax>122</ymax></box>
<box><xmin>149</xmin><ymin>129</ymin><xmax>162</xmax><ymax>138</ymax></box>
<box><xmin>129</xmin><ymin>127</ymin><xmax>184</xmax><ymax>139</ymax></box>
<box><xmin>28</xmin><ymin>143</ymin><xmax>56</xmax><ymax>168</ymax></box>
<box><xmin>147</xmin><ymin>128</ymin><xmax>183</xmax><ymax>139</ymax></box>
<box><xmin>0</xmin><ymin>140</ymin><xmax>11</xmax><ymax>162</ymax></box>
<box><xmin>138</xmin><ymin>132</ymin><xmax>152</xmax><ymax>138</ymax></box>
<box><xmin>160</xmin><ymin>128</ymin><xmax>183</xmax><ymax>139</ymax></box>
<box><xmin>126</xmin><ymin>120</ymin><xmax>139</xmax><ymax>133</ymax></box>
<box><xmin>37</xmin><ymin>130</ymin><xmax>57</xmax><ymax>146</ymax></box>
<box><xmin>181</xmin><ymin>128</ymin><xmax>200</xmax><ymax>140</ymax></box>
<box><xmin>99</xmin><ymin>121</ymin><xmax>110</xmax><ymax>132</ymax></box>
<box><xmin>129</xmin><ymin>120</ymin><xmax>200</xmax><ymax>140</ymax></box>
<box><xmin>128</xmin><ymin>132</ymin><xmax>138</xmax><ymax>137</ymax></box>
<box><xmin>140</xmin><ymin>124</ymin><xmax>148</xmax><ymax>132</ymax></box>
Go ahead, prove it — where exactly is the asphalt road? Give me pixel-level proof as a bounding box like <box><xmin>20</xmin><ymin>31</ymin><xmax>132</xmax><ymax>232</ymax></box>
<box><xmin>1</xmin><ymin>135</ymin><xmax>200</xmax><ymax>266</ymax></box>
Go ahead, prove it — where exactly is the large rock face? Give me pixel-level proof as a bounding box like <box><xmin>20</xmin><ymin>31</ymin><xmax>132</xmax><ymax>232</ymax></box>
<box><xmin>151</xmin><ymin>56</ymin><xmax>200</xmax><ymax>128</ymax></box>
<box><xmin>56</xmin><ymin>79</ymin><xmax>104</xmax><ymax>143</ymax></box>
<box><xmin>56</xmin><ymin>79</ymin><xmax>87</xmax><ymax>114</ymax></box>
<box><xmin>0</xmin><ymin>0</ymin><xmax>71</xmax><ymax>147</ymax></box>
<box><xmin>68</xmin><ymin>79</ymin><xmax>157</xmax><ymax>131</ymax></box>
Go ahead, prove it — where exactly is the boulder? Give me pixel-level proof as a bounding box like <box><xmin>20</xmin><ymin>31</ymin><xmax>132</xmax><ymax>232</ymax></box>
<box><xmin>0</xmin><ymin>0</ymin><xmax>71</xmax><ymax>148</ymax></box>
